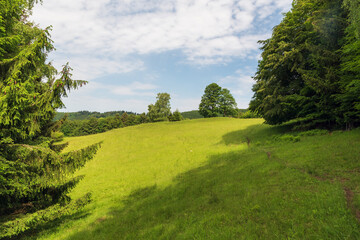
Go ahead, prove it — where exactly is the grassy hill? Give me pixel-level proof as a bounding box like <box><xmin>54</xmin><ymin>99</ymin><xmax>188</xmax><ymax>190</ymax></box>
<box><xmin>180</xmin><ymin>110</ymin><xmax>203</xmax><ymax>119</ymax></box>
<box><xmin>29</xmin><ymin>118</ymin><xmax>360</xmax><ymax>239</ymax></box>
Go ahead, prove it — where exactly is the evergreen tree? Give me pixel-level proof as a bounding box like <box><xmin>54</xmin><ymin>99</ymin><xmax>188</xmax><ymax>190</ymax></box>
<box><xmin>250</xmin><ymin>0</ymin><xmax>347</xmax><ymax>127</ymax></box>
<box><xmin>0</xmin><ymin>1</ymin><xmax>101</xmax><ymax>237</ymax></box>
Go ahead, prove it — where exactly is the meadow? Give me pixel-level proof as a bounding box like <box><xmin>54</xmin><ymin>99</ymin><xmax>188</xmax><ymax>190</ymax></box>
<box><xmin>27</xmin><ymin>118</ymin><xmax>360</xmax><ymax>239</ymax></box>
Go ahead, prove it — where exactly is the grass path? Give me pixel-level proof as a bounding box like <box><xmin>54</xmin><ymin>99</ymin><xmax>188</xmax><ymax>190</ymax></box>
<box><xmin>30</xmin><ymin>118</ymin><xmax>360</xmax><ymax>239</ymax></box>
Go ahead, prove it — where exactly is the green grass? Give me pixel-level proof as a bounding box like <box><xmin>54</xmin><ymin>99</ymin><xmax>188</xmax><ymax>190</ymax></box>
<box><xmin>25</xmin><ymin>118</ymin><xmax>360</xmax><ymax>239</ymax></box>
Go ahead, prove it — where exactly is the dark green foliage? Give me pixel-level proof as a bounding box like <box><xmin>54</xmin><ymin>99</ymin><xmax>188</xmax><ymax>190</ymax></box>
<box><xmin>199</xmin><ymin>83</ymin><xmax>237</xmax><ymax>118</ymax></box>
<box><xmin>0</xmin><ymin>142</ymin><xmax>101</xmax><ymax>214</ymax></box>
<box><xmin>0</xmin><ymin>193</ymin><xmax>91</xmax><ymax>239</ymax></box>
<box><xmin>199</xmin><ymin>83</ymin><xmax>222</xmax><ymax>117</ymax></box>
<box><xmin>336</xmin><ymin>1</ymin><xmax>360</xmax><ymax>129</ymax></box>
<box><xmin>273</xmin><ymin>134</ymin><xmax>300</xmax><ymax>143</ymax></box>
<box><xmin>120</xmin><ymin>112</ymin><xmax>129</xmax><ymax>126</ymax></box>
<box><xmin>237</xmin><ymin>110</ymin><xmax>261</xmax><ymax>119</ymax></box>
<box><xmin>59</xmin><ymin>112</ymin><xmax>148</xmax><ymax>137</ymax></box>
<box><xmin>0</xmin><ymin>0</ymin><xmax>101</xmax><ymax>238</ymax></box>
<box><xmin>54</xmin><ymin>110</ymin><xmax>137</xmax><ymax>121</ymax></box>
<box><xmin>297</xmin><ymin>129</ymin><xmax>329</xmax><ymax>136</ymax></box>
<box><xmin>180</xmin><ymin>110</ymin><xmax>203</xmax><ymax>119</ymax></box>
<box><xmin>168</xmin><ymin>110</ymin><xmax>183</xmax><ymax>122</ymax></box>
<box><xmin>249</xmin><ymin>0</ymin><xmax>358</xmax><ymax>128</ymax></box>
<box><xmin>218</xmin><ymin>88</ymin><xmax>237</xmax><ymax>117</ymax></box>
<box><xmin>343</xmin><ymin>0</ymin><xmax>360</xmax><ymax>37</ymax></box>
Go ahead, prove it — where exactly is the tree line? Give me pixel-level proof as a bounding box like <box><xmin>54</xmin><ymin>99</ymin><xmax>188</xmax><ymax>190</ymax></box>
<box><xmin>54</xmin><ymin>110</ymin><xmax>137</xmax><ymax>121</ymax></box>
<box><xmin>59</xmin><ymin>93</ymin><xmax>183</xmax><ymax>137</ymax></box>
<box><xmin>250</xmin><ymin>0</ymin><xmax>360</xmax><ymax>130</ymax></box>
<box><xmin>59</xmin><ymin>87</ymin><xmax>254</xmax><ymax>137</ymax></box>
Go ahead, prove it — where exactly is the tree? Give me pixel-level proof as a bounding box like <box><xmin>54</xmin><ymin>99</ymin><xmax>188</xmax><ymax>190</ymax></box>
<box><xmin>199</xmin><ymin>83</ymin><xmax>222</xmax><ymax>117</ymax></box>
<box><xmin>138</xmin><ymin>112</ymin><xmax>149</xmax><ymax>123</ymax></box>
<box><xmin>336</xmin><ymin>0</ymin><xmax>360</xmax><ymax>129</ymax></box>
<box><xmin>199</xmin><ymin>83</ymin><xmax>237</xmax><ymax>118</ymax></box>
<box><xmin>249</xmin><ymin>0</ymin><xmax>347</xmax><ymax>127</ymax></box>
<box><xmin>147</xmin><ymin>93</ymin><xmax>171</xmax><ymax>122</ymax></box>
<box><xmin>0</xmin><ymin>1</ymin><xmax>101</xmax><ymax>237</ymax></box>
<box><xmin>120</xmin><ymin>112</ymin><xmax>129</xmax><ymax>126</ymax></box>
<box><xmin>169</xmin><ymin>109</ymin><xmax>183</xmax><ymax>121</ymax></box>
<box><xmin>218</xmin><ymin>88</ymin><xmax>237</xmax><ymax>117</ymax></box>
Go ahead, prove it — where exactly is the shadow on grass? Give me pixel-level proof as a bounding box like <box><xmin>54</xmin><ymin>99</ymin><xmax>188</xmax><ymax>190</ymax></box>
<box><xmin>66</xmin><ymin>136</ymin><xmax>360</xmax><ymax>239</ymax></box>
<box><xmin>15</xmin><ymin>207</ymin><xmax>91</xmax><ymax>240</ymax></box>
<box><xmin>66</xmin><ymin>150</ymin><xmax>260</xmax><ymax>240</ymax></box>
<box><xmin>221</xmin><ymin>123</ymin><xmax>291</xmax><ymax>145</ymax></box>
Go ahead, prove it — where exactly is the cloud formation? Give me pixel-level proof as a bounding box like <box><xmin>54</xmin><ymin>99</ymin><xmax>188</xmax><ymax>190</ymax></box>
<box><xmin>31</xmin><ymin>0</ymin><xmax>292</xmax><ymax>112</ymax></box>
<box><xmin>32</xmin><ymin>0</ymin><xmax>291</xmax><ymax>78</ymax></box>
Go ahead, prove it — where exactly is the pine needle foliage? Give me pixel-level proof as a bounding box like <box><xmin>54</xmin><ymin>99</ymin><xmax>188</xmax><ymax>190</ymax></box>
<box><xmin>0</xmin><ymin>0</ymin><xmax>101</xmax><ymax>238</ymax></box>
<box><xmin>250</xmin><ymin>0</ymin><xmax>360</xmax><ymax>129</ymax></box>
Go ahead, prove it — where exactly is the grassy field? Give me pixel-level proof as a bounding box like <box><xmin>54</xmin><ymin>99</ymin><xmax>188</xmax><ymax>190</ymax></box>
<box><xmin>27</xmin><ymin>118</ymin><xmax>360</xmax><ymax>239</ymax></box>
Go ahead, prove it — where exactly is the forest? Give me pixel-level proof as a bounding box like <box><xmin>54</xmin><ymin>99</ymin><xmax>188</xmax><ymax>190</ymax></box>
<box><xmin>250</xmin><ymin>0</ymin><xmax>360</xmax><ymax>130</ymax></box>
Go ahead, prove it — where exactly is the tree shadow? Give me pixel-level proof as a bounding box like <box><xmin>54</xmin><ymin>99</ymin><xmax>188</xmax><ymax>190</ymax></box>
<box><xmin>14</xmin><ymin>207</ymin><xmax>91</xmax><ymax>240</ymax></box>
<box><xmin>66</xmin><ymin>150</ymin><xmax>255</xmax><ymax>240</ymax></box>
<box><xmin>65</xmin><ymin>140</ymin><xmax>359</xmax><ymax>239</ymax></box>
<box><xmin>221</xmin><ymin>123</ymin><xmax>291</xmax><ymax>146</ymax></box>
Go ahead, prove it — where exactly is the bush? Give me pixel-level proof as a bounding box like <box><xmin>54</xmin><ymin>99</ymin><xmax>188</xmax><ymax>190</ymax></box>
<box><xmin>273</xmin><ymin>134</ymin><xmax>300</xmax><ymax>143</ymax></box>
<box><xmin>298</xmin><ymin>129</ymin><xmax>329</xmax><ymax>136</ymax></box>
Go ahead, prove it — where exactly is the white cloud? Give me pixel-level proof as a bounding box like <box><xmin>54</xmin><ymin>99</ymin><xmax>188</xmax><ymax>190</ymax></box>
<box><xmin>60</xmin><ymin>95</ymin><xmax>150</xmax><ymax>113</ymax></box>
<box><xmin>70</xmin><ymin>80</ymin><xmax>157</xmax><ymax>97</ymax></box>
<box><xmin>171</xmin><ymin>97</ymin><xmax>201</xmax><ymax>112</ymax></box>
<box><xmin>50</xmin><ymin>54</ymin><xmax>144</xmax><ymax>80</ymax></box>
<box><xmin>31</xmin><ymin>0</ymin><xmax>292</xmax><ymax>78</ymax></box>
<box><xmin>30</xmin><ymin>0</ymin><xmax>292</xmax><ymax>112</ymax></box>
<box><xmin>111</xmin><ymin>82</ymin><xmax>157</xmax><ymax>96</ymax></box>
<box><xmin>218</xmin><ymin>70</ymin><xmax>255</xmax><ymax>109</ymax></box>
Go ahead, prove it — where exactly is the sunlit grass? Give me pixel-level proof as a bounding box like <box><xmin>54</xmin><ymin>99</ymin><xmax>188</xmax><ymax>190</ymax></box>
<box><xmin>29</xmin><ymin>118</ymin><xmax>360</xmax><ymax>239</ymax></box>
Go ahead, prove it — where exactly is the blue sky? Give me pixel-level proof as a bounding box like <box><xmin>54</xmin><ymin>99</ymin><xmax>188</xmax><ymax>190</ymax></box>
<box><xmin>31</xmin><ymin>0</ymin><xmax>292</xmax><ymax>113</ymax></box>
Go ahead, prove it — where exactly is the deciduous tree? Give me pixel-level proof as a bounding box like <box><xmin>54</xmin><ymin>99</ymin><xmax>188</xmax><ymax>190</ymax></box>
<box><xmin>199</xmin><ymin>83</ymin><xmax>237</xmax><ymax>118</ymax></box>
<box><xmin>147</xmin><ymin>93</ymin><xmax>171</xmax><ymax>122</ymax></box>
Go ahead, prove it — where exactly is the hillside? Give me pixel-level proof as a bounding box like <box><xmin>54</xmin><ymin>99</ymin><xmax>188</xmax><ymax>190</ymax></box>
<box><xmin>54</xmin><ymin>111</ymin><xmax>137</xmax><ymax>121</ymax></box>
<box><xmin>180</xmin><ymin>110</ymin><xmax>203</xmax><ymax>119</ymax></box>
<box><xmin>29</xmin><ymin>118</ymin><xmax>360</xmax><ymax>240</ymax></box>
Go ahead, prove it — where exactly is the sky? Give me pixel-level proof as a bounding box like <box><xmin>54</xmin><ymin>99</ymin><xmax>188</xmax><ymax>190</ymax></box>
<box><xmin>31</xmin><ymin>0</ymin><xmax>293</xmax><ymax>113</ymax></box>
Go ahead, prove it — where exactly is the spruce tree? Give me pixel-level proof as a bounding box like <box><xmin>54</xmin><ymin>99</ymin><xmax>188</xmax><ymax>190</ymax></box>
<box><xmin>0</xmin><ymin>0</ymin><xmax>101</xmax><ymax>238</ymax></box>
<box><xmin>337</xmin><ymin>1</ymin><xmax>360</xmax><ymax>129</ymax></box>
<box><xmin>250</xmin><ymin>0</ymin><xmax>347</xmax><ymax>128</ymax></box>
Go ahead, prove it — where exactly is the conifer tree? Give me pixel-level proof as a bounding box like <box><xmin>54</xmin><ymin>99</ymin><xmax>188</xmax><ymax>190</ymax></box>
<box><xmin>337</xmin><ymin>0</ymin><xmax>360</xmax><ymax>129</ymax></box>
<box><xmin>0</xmin><ymin>0</ymin><xmax>101</xmax><ymax>237</ymax></box>
<box><xmin>250</xmin><ymin>0</ymin><xmax>347</xmax><ymax>128</ymax></box>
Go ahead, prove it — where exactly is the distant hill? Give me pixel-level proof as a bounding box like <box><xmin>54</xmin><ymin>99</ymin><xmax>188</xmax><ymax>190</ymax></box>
<box><xmin>54</xmin><ymin>110</ymin><xmax>137</xmax><ymax>121</ymax></box>
<box><xmin>56</xmin><ymin>110</ymin><xmax>203</xmax><ymax>121</ymax></box>
<box><xmin>55</xmin><ymin>109</ymin><xmax>248</xmax><ymax>121</ymax></box>
<box><xmin>181</xmin><ymin>110</ymin><xmax>203</xmax><ymax>119</ymax></box>
<box><xmin>181</xmin><ymin>109</ymin><xmax>248</xmax><ymax>119</ymax></box>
